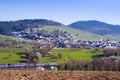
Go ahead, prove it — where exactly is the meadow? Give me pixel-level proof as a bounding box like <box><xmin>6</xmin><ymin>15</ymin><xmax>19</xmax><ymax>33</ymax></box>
<box><xmin>41</xmin><ymin>48</ymin><xmax>102</xmax><ymax>62</ymax></box>
<box><xmin>0</xmin><ymin>48</ymin><xmax>102</xmax><ymax>64</ymax></box>
<box><xmin>0</xmin><ymin>48</ymin><xmax>27</xmax><ymax>64</ymax></box>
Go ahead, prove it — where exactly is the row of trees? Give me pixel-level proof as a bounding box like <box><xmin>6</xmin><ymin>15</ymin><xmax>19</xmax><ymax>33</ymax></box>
<box><xmin>58</xmin><ymin>58</ymin><xmax>120</xmax><ymax>71</ymax></box>
<box><xmin>58</xmin><ymin>48</ymin><xmax>120</xmax><ymax>71</ymax></box>
<box><xmin>103</xmin><ymin>48</ymin><xmax>120</xmax><ymax>57</ymax></box>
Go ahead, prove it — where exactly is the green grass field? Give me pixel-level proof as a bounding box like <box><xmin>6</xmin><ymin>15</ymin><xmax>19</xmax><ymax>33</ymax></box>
<box><xmin>0</xmin><ymin>48</ymin><xmax>102</xmax><ymax>64</ymax></box>
<box><xmin>41</xmin><ymin>48</ymin><xmax>102</xmax><ymax>62</ymax></box>
<box><xmin>0</xmin><ymin>48</ymin><xmax>27</xmax><ymax>64</ymax></box>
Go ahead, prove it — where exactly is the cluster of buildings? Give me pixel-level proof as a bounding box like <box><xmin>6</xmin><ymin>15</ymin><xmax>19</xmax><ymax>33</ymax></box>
<box><xmin>12</xmin><ymin>27</ymin><xmax>120</xmax><ymax>49</ymax></box>
<box><xmin>63</xmin><ymin>39</ymin><xmax>120</xmax><ymax>48</ymax></box>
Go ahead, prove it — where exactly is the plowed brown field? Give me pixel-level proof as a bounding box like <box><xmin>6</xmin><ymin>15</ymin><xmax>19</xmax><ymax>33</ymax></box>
<box><xmin>0</xmin><ymin>70</ymin><xmax>120</xmax><ymax>80</ymax></box>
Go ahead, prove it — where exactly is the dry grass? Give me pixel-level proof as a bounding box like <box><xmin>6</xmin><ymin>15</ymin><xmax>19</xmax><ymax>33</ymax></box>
<box><xmin>0</xmin><ymin>70</ymin><xmax>120</xmax><ymax>80</ymax></box>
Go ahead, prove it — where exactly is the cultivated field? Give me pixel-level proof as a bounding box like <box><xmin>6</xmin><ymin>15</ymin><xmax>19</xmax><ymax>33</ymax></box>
<box><xmin>0</xmin><ymin>70</ymin><xmax>120</xmax><ymax>80</ymax></box>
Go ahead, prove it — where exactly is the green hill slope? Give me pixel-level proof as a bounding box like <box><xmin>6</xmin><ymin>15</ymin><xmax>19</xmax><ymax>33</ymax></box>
<box><xmin>41</xmin><ymin>48</ymin><xmax>102</xmax><ymax>62</ymax></box>
<box><xmin>44</xmin><ymin>26</ymin><xmax>101</xmax><ymax>41</ymax></box>
<box><xmin>43</xmin><ymin>26</ymin><xmax>119</xmax><ymax>41</ymax></box>
<box><xmin>0</xmin><ymin>34</ymin><xmax>16</xmax><ymax>41</ymax></box>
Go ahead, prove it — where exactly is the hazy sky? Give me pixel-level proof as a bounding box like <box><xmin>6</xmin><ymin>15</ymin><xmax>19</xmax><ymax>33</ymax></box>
<box><xmin>0</xmin><ymin>0</ymin><xmax>120</xmax><ymax>25</ymax></box>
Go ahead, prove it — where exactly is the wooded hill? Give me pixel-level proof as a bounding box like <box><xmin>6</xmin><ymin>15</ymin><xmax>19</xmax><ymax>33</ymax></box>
<box><xmin>0</xmin><ymin>19</ymin><xmax>64</xmax><ymax>35</ymax></box>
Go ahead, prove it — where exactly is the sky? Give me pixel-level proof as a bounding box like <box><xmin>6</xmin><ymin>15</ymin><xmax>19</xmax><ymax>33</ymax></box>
<box><xmin>0</xmin><ymin>0</ymin><xmax>120</xmax><ymax>25</ymax></box>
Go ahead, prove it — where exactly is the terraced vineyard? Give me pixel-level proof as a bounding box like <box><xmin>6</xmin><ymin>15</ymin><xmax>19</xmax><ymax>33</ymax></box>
<box><xmin>0</xmin><ymin>70</ymin><xmax>120</xmax><ymax>80</ymax></box>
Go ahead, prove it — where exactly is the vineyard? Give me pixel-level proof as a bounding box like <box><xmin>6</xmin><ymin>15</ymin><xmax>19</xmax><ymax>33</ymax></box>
<box><xmin>0</xmin><ymin>70</ymin><xmax>120</xmax><ymax>80</ymax></box>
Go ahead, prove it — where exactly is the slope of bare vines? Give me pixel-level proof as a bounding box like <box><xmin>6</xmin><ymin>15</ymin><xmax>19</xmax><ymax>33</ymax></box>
<box><xmin>0</xmin><ymin>70</ymin><xmax>120</xmax><ymax>80</ymax></box>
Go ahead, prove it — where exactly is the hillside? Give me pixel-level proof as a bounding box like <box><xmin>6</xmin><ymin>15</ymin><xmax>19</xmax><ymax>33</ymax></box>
<box><xmin>68</xmin><ymin>20</ymin><xmax>120</xmax><ymax>35</ymax></box>
<box><xmin>0</xmin><ymin>19</ymin><xmax>120</xmax><ymax>41</ymax></box>
<box><xmin>44</xmin><ymin>26</ymin><xmax>119</xmax><ymax>41</ymax></box>
<box><xmin>0</xmin><ymin>34</ymin><xmax>15</xmax><ymax>41</ymax></box>
<box><xmin>0</xmin><ymin>19</ymin><xmax>64</xmax><ymax>35</ymax></box>
<box><xmin>44</xmin><ymin>26</ymin><xmax>101</xmax><ymax>41</ymax></box>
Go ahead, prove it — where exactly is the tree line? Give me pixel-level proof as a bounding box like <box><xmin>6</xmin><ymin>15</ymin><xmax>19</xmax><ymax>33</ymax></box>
<box><xmin>58</xmin><ymin>48</ymin><xmax>120</xmax><ymax>71</ymax></box>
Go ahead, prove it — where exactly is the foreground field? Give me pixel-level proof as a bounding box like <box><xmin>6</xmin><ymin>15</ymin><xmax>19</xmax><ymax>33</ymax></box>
<box><xmin>0</xmin><ymin>70</ymin><xmax>120</xmax><ymax>80</ymax></box>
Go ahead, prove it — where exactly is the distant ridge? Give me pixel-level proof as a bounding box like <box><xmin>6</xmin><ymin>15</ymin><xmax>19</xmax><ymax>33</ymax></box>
<box><xmin>68</xmin><ymin>20</ymin><xmax>120</xmax><ymax>35</ymax></box>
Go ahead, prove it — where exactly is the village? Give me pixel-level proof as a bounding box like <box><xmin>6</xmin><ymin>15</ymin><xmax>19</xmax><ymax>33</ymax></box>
<box><xmin>12</xmin><ymin>27</ymin><xmax>120</xmax><ymax>49</ymax></box>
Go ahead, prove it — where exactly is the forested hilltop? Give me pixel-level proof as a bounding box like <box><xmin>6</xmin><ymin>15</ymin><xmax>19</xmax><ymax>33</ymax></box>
<box><xmin>0</xmin><ymin>19</ymin><xmax>64</xmax><ymax>35</ymax></box>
